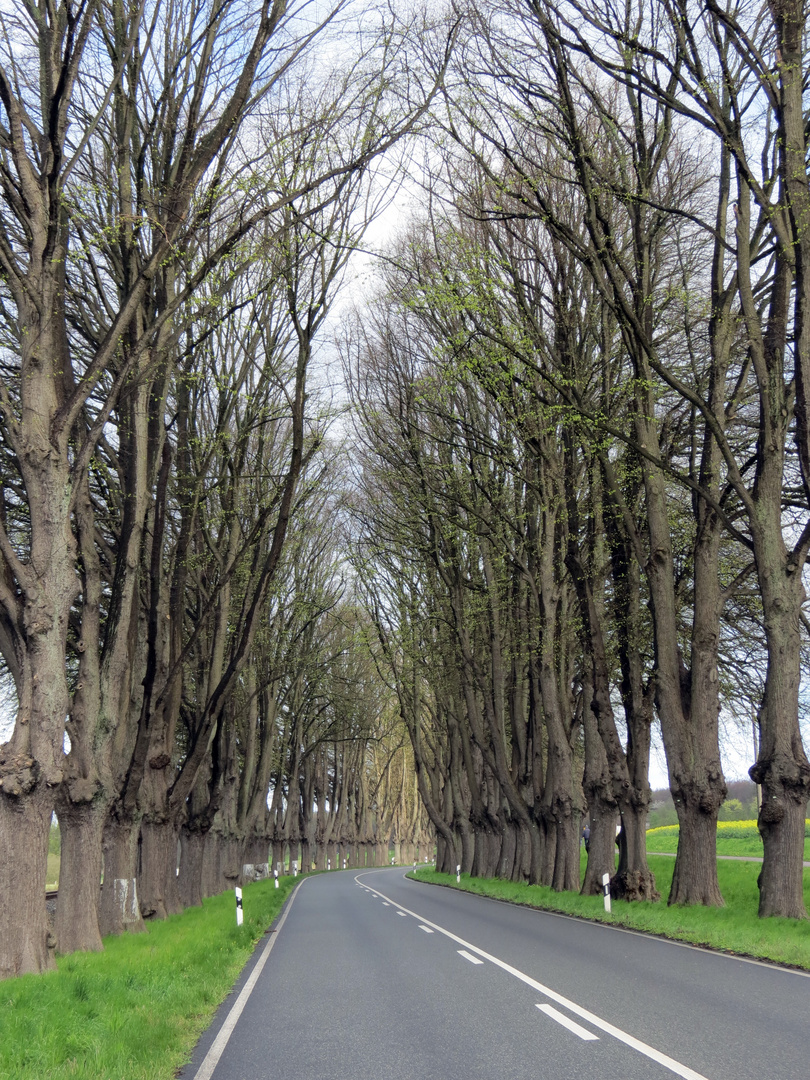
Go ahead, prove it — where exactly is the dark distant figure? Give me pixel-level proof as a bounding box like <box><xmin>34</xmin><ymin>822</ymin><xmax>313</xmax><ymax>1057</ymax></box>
<box><xmin>582</xmin><ymin>825</ymin><xmax>590</xmax><ymax>852</ymax></box>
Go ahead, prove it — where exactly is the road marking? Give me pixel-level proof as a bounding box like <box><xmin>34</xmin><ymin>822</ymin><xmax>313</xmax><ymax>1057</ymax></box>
<box><xmin>537</xmin><ymin>1003</ymin><xmax>599</xmax><ymax>1041</ymax></box>
<box><xmin>440</xmin><ymin>879</ymin><xmax>810</xmax><ymax>980</ymax></box>
<box><xmin>356</xmin><ymin>871</ymin><xmax>710</xmax><ymax>1080</ymax></box>
<box><xmin>382</xmin><ymin>902</ymin><xmax>390</xmax><ymax>906</ymax></box>
<box><xmin>191</xmin><ymin>879</ymin><xmax>307</xmax><ymax>1080</ymax></box>
<box><xmin>397</xmin><ymin>911</ymin><xmax>407</xmax><ymax>917</ymax></box>
<box><xmin>458</xmin><ymin>949</ymin><xmax>484</xmax><ymax>965</ymax></box>
<box><xmin>419</xmin><ymin>925</ymin><xmax>434</xmax><ymax>933</ymax></box>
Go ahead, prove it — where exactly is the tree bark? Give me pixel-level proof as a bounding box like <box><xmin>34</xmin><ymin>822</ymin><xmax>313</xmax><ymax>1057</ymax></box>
<box><xmin>669</xmin><ymin>800</ymin><xmax>724</xmax><ymax>908</ymax></box>
<box><xmin>750</xmin><ymin>573</ymin><xmax>810</xmax><ymax>917</ymax></box>
<box><xmin>496</xmin><ymin>816</ymin><xmax>517</xmax><ymax>881</ymax></box>
<box><xmin>580</xmin><ymin>753</ymin><xmax>618</xmax><ymax>898</ymax></box>
<box><xmin>301</xmin><ymin>838</ymin><xmax>312</xmax><ymax>872</ymax></box>
<box><xmin>137</xmin><ymin>819</ymin><xmax>181</xmax><ymax>920</ymax></box>
<box><xmin>0</xmin><ymin>789</ymin><xmax>55</xmax><ymax>977</ymax></box>
<box><xmin>178</xmin><ymin>826</ymin><xmax>206</xmax><ymax>909</ymax></box>
<box><xmin>53</xmin><ymin>799</ymin><xmax>104</xmax><ymax>954</ymax></box>
<box><xmin>201</xmin><ymin>831</ymin><xmax>223</xmax><ymax>898</ymax></box>
<box><xmin>582</xmin><ymin>795</ymin><xmax>617</xmax><ymax>897</ymax></box>
<box><xmin>614</xmin><ymin>808</ymin><xmax>658</xmax><ymax>902</ymax></box>
<box><xmin>98</xmin><ymin>815</ymin><xmax>145</xmax><ymax>936</ymax></box>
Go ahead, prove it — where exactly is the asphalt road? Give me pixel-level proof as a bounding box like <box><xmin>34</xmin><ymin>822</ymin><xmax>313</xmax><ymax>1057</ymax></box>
<box><xmin>179</xmin><ymin>868</ymin><xmax>810</xmax><ymax>1080</ymax></box>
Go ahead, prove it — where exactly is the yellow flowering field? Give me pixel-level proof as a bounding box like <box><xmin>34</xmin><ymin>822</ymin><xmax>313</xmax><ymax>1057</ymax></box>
<box><xmin>646</xmin><ymin>820</ymin><xmax>810</xmax><ymax>859</ymax></box>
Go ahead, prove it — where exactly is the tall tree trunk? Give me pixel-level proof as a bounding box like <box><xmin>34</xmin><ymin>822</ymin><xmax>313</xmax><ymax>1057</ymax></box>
<box><xmin>0</xmin><ymin>789</ymin><xmax>55</xmax><ymax>977</ymax></box>
<box><xmin>580</xmin><ymin>701</ymin><xmax>618</xmax><ymax>897</ymax></box>
<box><xmin>641</xmin><ymin>426</ymin><xmax>725</xmax><ymax>906</ymax></box>
<box><xmin>138</xmin><ymin>818</ymin><xmax>181</xmax><ymax>920</ymax></box>
<box><xmin>301</xmin><ymin>838</ymin><xmax>312</xmax><ymax>872</ymax></box>
<box><xmin>201</xmin><ymin>831</ymin><xmax>222</xmax><ymax>897</ymax></box>
<box><xmin>287</xmin><ymin>840</ymin><xmax>300</xmax><ymax>873</ymax></box>
<box><xmin>582</xmin><ymin>797</ymin><xmax>617</xmax><ymax>897</ymax></box>
<box><xmin>750</xmin><ymin>565</ymin><xmax>810</xmax><ymax>917</ymax></box>
<box><xmin>614</xmin><ymin>810</ymin><xmax>657</xmax><ymax>902</ymax></box>
<box><xmin>668</xmin><ymin>802</ymin><xmax>724</xmax><ymax>909</ymax></box>
<box><xmin>53</xmin><ymin>799</ymin><xmax>105</xmax><ymax>955</ymax></box>
<box><xmin>569</xmin><ymin>450</ymin><xmax>658</xmax><ymax>901</ymax></box>
<box><xmin>496</xmin><ymin>815</ymin><xmax>517</xmax><ymax>880</ymax></box>
<box><xmin>178</xmin><ymin>825</ymin><xmax>206</xmax><ymax>908</ymax></box>
<box><xmin>0</xmin><ymin>470</ymin><xmax>78</xmax><ymax>976</ymax></box>
<box><xmin>99</xmin><ymin>813</ymin><xmax>145</xmax><ymax>936</ymax></box>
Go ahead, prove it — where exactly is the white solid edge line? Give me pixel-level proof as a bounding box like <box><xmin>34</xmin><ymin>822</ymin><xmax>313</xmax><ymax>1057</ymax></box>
<box><xmin>192</xmin><ymin>879</ymin><xmax>306</xmax><ymax>1080</ymax></box>
<box><xmin>412</xmin><ymin>871</ymin><xmax>810</xmax><ymax>980</ymax></box>
<box><xmin>355</xmin><ymin>871</ymin><xmax>710</xmax><ymax>1080</ymax></box>
<box><xmin>458</xmin><ymin>949</ymin><xmax>484</xmax><ymax>965</ymax></box>
<box><xmin>514</xmin><ymin>899</ymin><xmax>810</xmax><ymax>980</ymax></box>
<box><xmin>537</xmin><ymin>1003</ymin><xmax>599</xmax><ymax>1041</ymax></box>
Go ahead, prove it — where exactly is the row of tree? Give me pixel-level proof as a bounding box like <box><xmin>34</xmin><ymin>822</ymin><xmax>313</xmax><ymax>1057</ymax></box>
<box><xmin>346</xmin><ymin>0</ymin><xmax>810</xmax><ymax>920</ymax></box>
<box><xmin>4</xmin><ymin>0</ymin><xmax>809</xmax><ymax>983</ymax></box>
<box><xmin>0</xmin><ymin>0</ymin><xmax>444</xmax><ymax>979</ymax></box>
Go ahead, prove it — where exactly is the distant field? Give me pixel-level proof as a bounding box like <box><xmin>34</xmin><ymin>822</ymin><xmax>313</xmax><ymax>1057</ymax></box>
<box><xmin>46</xmin><ymin>854</ymin><xmax>59</xmax><ymax>890</ymax></box>
<box><xmin>646</xmin><ymin>820</ymin><xmax>810</xmax><ymax>861</ymax></box>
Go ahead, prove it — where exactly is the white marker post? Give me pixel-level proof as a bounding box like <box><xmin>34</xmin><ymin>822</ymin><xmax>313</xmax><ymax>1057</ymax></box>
<box><xmin>413</xmin><ymin>861</ymin><xmax>417</xmax><ymax>873</ymax></box>
<box><xmin>327</xmin><ymin>858</ymin><xmax>331</xmax><ymax>871</ymax></box>
<box><xmin>601</xmin><ymin>873</ymin><xmax>611</xmax><ymax>913</ymax></box>
<box><xmin>274</xmin><ymin>868</ymin><xmax>279</xmax><ymax>890</ymax></box>
<box><xmin>235</xmin><ymin>886</ymin><xmax>243</xmax><ymax>926</ymax></box>
<box><xmin>343</xmin><ymin>857</ymin><xmax>347</xmax><ymax>869</ymax></box>
<box><xmin>292</xmin><ymin>860</ymin><xmax>298</xmax><ymax>878</ymax></box>
<box><xmin>456</xmin><ymin>864</ymin><xmax>461</xmax><ymax>883</ymax></box>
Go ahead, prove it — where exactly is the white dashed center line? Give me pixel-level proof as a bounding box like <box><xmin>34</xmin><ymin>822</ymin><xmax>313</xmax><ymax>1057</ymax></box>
<box><xmin>537</xmin><ymin>1003</ymin><xmax>599</xmax><ymax>1041</ymax></box>
<box><xmin>458</xmin><ymin>949</ymin><xmax>484</xmax><ymax>965</ymax></box>
<box><xmin>356</xmin><ymin>871</ymin><xmax>710</xmax><ymax>1080</ymax></box>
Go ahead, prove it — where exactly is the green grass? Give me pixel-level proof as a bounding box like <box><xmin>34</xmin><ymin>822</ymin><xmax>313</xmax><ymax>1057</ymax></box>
<box><xmin>410</xmin><ymin>856</ymin><xmax>810</xmax><ymax>970</ymax></box>
<box><xmin>1</xmin><ymin>876</ymin><xmax>297</xmax><ymax>1080</ymax></box>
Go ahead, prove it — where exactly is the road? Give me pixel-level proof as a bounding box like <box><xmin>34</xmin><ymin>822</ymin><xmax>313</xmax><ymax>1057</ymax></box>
<box><xmin>180</xmin><ymin>868</ymin><xmax>809</xmax><ymax>1080</ymax></box>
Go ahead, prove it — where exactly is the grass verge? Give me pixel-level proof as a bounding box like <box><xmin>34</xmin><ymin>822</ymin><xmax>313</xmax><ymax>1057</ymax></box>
<box><xmin>410</xmin><ymin>856</ymin><xmax>810</xmax><ymax>971</ymax></box>
<box><xmin>1</xmin><ymin>876</ymin><xmax>297</xmax><ymax>1080</ymax></box>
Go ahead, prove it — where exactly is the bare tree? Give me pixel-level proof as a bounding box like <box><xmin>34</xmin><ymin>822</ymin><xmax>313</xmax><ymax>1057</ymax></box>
<box><xmin>529</xmin><ymin>0</ymin><xmax>810</xmax><ymax>918</ymax></box>
<box><xmin>0</xmin><ymin>0</ymin><xmax>298</xmax><ymax>978</ymax></box>
<box><xmin>0</xmin><ymin>0</ymin><xmax>456</xmax><ymax>976</ymax></box>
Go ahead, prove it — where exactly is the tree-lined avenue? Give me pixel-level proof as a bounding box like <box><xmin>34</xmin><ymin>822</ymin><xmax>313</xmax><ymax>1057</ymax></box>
<box><xmin>180</xmin><ymin>869</ymin><xmax>809</xmax><ymax>1080</ymax></box>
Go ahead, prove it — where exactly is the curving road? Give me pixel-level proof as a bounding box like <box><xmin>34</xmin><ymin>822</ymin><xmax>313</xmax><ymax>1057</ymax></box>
<box><xmin>179</xmin><ymin>868</ymin><xmax>809</xmax><ymax>1080</ymax></box>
